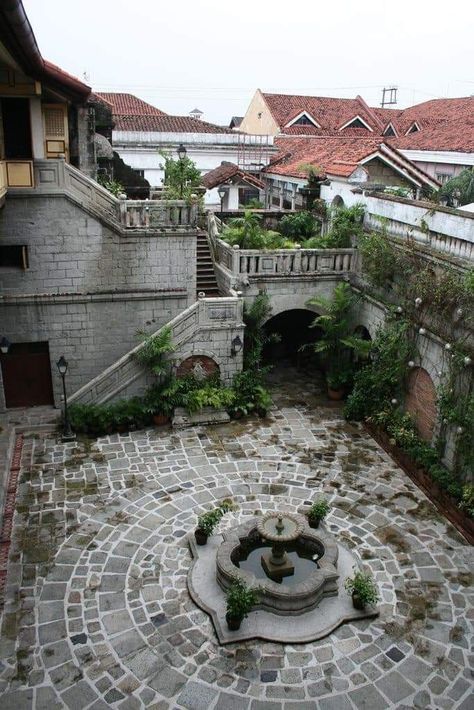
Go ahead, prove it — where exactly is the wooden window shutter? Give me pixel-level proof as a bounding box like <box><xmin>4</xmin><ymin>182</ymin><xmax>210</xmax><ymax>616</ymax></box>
<box><xmin>42</xmin><ymin>104</ymin><xmax>69</xmax><ymax>160</ymax></box>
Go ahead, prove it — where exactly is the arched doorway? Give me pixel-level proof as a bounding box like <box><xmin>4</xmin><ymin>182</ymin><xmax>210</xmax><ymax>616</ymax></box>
<box><xmin>263</xmin><ymin>309</ymin><xmax>321</xmax><ymax>366</ymax></box>
<box><xmin>331</xmin><ymin>195</ymin><xmax>345</xmax><ymax>209</ymax></box>
<box><xmin>405</xmin><ymin>367</ymin><xmax>437</xmax><ymax>442</ymax></box>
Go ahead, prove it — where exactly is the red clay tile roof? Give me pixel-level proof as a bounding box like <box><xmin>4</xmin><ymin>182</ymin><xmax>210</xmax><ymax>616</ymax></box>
<box><xmin>392</xmin><ymin>116</ymin><xmax>474</xmax><ymax>153</ymax></box>
<box><xmin>263</xmin><ymin>93</ymin><xmax>381</xmax><ymax>132</ymax></box>
<box><xmin>202</xmin><ymin>162</ymin><xmax>264</xmax><ymax>189</ymax></box>
<box><xmin>113</xmin><ymin>114</ymin><xmax>232</xmax><ymax>134</ymax></box>
<box><xmin>96</xmin><ymin>92</ymin><xmax>167</xmax><ymax>116</ymax></box>
<box><xmin>262</xmin><ymin>92</ymin><xmax>474</xmax><ymax>152</ymax></box>
<box><xmin>264</xmin><ymin>136</ymin><xmax>438</xmax><ymax>188</ymax></box>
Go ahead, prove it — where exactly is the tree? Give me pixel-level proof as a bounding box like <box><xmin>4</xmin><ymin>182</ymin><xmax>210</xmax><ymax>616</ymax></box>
<box><xmin>160</xmin><ymin>152</ymin><xmax>202</xmax><ymax>200</ymax></box>
<box><xmin>439</xmin><ymin>168</ymin><xmax>474</xmax><ymax>207</ymax></box>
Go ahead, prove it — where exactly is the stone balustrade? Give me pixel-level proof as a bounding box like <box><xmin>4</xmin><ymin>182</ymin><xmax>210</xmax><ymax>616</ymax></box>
<box><xmin>12</xmin><ymin>158</ymin><xmax>198</xmax><ymax>232</ymax></box>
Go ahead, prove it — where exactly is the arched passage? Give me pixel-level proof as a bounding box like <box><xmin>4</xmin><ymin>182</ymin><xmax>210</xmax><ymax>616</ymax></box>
<box><xmin>405</xmin><ymin>366</ymin><xmax>437</xmax><ymax>442</ymax></box>
<box><xmin>263</xmin><ymin>309</ymin><xmax>321</xmax><ymax>365</ymax></box>
<box><xmin>331</xmin><ymin>195</ymin><xmax>345</xmax><ymax>209</ymax></box>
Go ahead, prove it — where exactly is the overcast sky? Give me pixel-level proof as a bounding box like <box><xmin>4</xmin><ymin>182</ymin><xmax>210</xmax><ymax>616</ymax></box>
<box><xmin>24</xmin><ymin>0</ymin><xmax>474</xmax><ymax>125</ymax></box>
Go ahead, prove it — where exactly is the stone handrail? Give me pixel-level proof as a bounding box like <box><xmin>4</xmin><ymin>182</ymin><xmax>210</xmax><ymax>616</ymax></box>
<box><xmin>13</xmin><ymin>158</ymin><xmax>197</xmax><ymax>232</ymax></box>
<box><xmin>69</xmin><ymin>296</ymin><xmax>243</xmax><ymax>405</ymax></box>
<box><xmin>121</xmin><ymin>199</ymin><xmax>198</xmax><ymax>228</ymax></box>
<box><xmin>364</xmin><ymin>194</ymin><xmax>474</xmax><ymax>262</ymax></box>
<box><xmin>215</xmin><ymin>238</ymin><xmax>355</xmax><ymax>277</ymax></box>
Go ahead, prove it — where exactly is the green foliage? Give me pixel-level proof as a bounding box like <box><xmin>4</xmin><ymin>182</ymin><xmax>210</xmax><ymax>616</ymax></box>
<box><xmin>160</xmin><ymin>151</ymin><xmax>202</xmax><ymax>200</ymax></box>
<box><xmin>344</xmin><ymin>318</ymin><xmax>413</xmax><ymax>420</ymax></box>
<box><xmin>184</xmin><ymin>383</ymin><xmax>235</xmax><ymax>413</ymax></box>
<box><xmin>222</xmin><ymin>211</ymin><xmax>291</xmax><ymax>249</ymax></box>
<box><xmin>135</xmin><ymin>326</ymin><xmax>175</xmax><ymax>377</ymax></box>
<box><xmin>242</xmin><ymin>198</ymin><xmax>264</xmax><ymax>209</ymax></box>
<box><xmin>359</xmin><ymin>230</ymin><xmax>399</xmax><ymax>288</ymax></box>
<box><xmin>197</xmin><ymin>502</ymin><xmax>232</xmax><ymax>535</ymax></box>
<box><xmin>243</xmin><ymin>291</ymin><xmax>279</xmax><ymax>370</ymax></box>
<box><xmin>437</xmin><ymin>360</ymin><xmax>474</xmax><ymax>481</ymax></box>
<box><xmin>439</xmin><ymin>167</ymin><xmax>474</xmax><ymax>207</ymax></box>
<box><xmin>306</xmin><ymin>283</ymin><xmax>371</xmax><ymax>389</ymax></box>
<box><xmin>325</xmin><ymin>203</ymin><xmax>365</xmax><ymax>248</ymax></box>
<box><xmin>69</xmin><ymin>398</ymin><xmax>151</xmax><ymax>437</ymax></box>
<box><xmin>344</xmin><ymin>570</ymin><xmax>379</xmax><ymax>606</ymax></box>
<box><xmin>97</xmin><ymin>175</ymin><xmax>124</xmax><ymax>197</ymax></box>
<box><xmin>226</xmin><ymin>579</ymin><xmax>259</xmax><ymax>619</ymax></box>
<box><xmin>230</xmin><ymin>370</ymin><xmax>272</xmax><ymax>417</ymax></box>
<box><xmin>308</xmin><ymin>498</ymin><xmax>330</xmax><ymax>523</ymax></box>
<box><xmin>460</xmin><ymin>485</ymin><xmax>474</xmax><ymax>517</ymax></box>
<box><xmin>278</xmin><ymin>211</ymin><xmax>318</xmax><ymax>240</ymax></box>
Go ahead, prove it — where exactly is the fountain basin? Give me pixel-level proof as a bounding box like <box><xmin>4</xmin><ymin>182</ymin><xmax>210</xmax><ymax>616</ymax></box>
<box><xmin>216</xmin><ymin>514</ymin><xmax>338</xmax><ymax>615</ymax></box>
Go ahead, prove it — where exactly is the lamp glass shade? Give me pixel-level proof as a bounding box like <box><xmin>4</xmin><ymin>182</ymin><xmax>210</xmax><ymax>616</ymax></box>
<box><xmin>231</xmin><ymin>335</ymin><xmax>243</xmax><ymax>355</ymax></box>
<box><xmin>56</xmin><ymin>355</ymin><xmax>68</xmax><ymax>375</ymax></box>
<box><xmin>218</xmin><ymin>188</ymin><xmax>226</xmax><ymax>199</ymax></box>
<box><xmin>177</xmin><ymin>143</ymin><xmax>187</xmax><ymax>160</ymax></box>
<box><xmin>0</xmin><ymin>336</ymin><xmax>11</xmax><ymax>354</ymax></box>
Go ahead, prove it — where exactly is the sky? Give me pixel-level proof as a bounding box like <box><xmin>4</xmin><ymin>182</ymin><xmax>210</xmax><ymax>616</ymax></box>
<box><xmin>23</xmin><ymin>0</ymin><xmax>474</xmax><ymax>126</ymax></box>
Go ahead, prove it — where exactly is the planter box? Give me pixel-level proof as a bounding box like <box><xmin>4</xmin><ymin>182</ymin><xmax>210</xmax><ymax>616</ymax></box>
<box><xmin>172</xmin><ymin>406</ymin><xmax>230</xmax><ymax>429</ymax></box>
<box><xmin>365</xmin><ymin>423</ymin><xmax>474</xmax><ymax>544</ymax></box>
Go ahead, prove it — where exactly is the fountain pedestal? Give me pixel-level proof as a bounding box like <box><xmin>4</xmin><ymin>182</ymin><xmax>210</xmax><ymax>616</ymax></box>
<box><xmin>258</xmin><ymin>513</ymin><xmax>301</xmax><ymax>580</ymax></box>
<box><xmin>261</xmin><ymin>545</ymin><xmax>294</xmax><ymax>579</ymax></box>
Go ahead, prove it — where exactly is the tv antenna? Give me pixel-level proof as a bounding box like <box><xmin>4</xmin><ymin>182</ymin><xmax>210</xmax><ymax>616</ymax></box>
<box><xmin>381</xmin><ymin>87</ymin><xmax>398</xmax><ymax>107</ymax></box>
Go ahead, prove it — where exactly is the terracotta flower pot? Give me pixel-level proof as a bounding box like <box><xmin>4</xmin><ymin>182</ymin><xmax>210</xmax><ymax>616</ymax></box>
<box><xmin>352</xmin><ymin>592</ymin><xmax>365</xmax><ymax>611</ymax></box>
<box><xmin>226</xmin><ymin>612</ymin><xmax>242</xmax><ymax>631</ymax></box>
<box><xmin>327</xmin><ymin>386</ymin><xmax>344</xmax><ymax>401</ymax></box>
<box><xmin>153</xmin><ymin>413</ymin><xmax>170</xmax><ymax>426</ymax></box>
<box><xmin>194</xmin><ymin>528</ymin><xmax>208</xmax><ymax>546</ymax></box>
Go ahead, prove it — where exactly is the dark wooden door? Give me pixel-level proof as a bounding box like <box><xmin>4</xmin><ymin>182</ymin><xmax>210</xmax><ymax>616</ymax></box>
<box><xmin>0</xmin><ymin>342</ymin><xmax>54</xmax><ymax>407</ymax></box>
<box><xmin>1</xmin><ymin>98</ymin><xmax>32</xmax><ymax>159</ymax></box>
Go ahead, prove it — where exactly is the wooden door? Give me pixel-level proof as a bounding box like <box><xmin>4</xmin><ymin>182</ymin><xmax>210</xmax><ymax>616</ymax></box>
<box><xmin>0</xmin><ymin>342</ymin><xmax>54</xmax><ymax>408</ymax></box>
<box><xmin>42</xmin><ymin>103</ymin><xmax>69</xmax><ymax>160</ymax></box>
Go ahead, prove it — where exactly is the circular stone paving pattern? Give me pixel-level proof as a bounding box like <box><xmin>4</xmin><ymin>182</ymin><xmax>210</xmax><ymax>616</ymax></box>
<box><xmin>0</xmin><ymin>380</ymin><xmax>473</xmax><ymax>709</ymax></box>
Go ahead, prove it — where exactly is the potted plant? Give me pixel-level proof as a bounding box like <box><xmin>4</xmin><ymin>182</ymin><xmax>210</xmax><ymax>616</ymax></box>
<box><xmin>194</xmin><ymin>501</ymin><xmax>233</xmax><ymax>545</ymax></box>
<box><xmin>306</xmin><ymin>283</ymin><xmax>371</xmax><ymax>400</ymax></box>
<box><xmin>225</xmin><ymin>579</ymin><xmax>259</xmax><ymax>631</ymax></box>
<box><xmin>344</xmin><ymin>569</ymin><xmax>379</xmax><ymax>610</ymax></box>
<box><xmin>307</xmin><ymin>498</ymin><xmax>330</xmax><ymax>528</ymax></box>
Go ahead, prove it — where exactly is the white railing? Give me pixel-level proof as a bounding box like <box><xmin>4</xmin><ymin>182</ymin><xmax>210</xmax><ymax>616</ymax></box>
<box><xmin>364</xmin><ymin>194</ymin><xmax>474</xmax><ymax>262</ymax></box>
<box><xmin>69</xmin><ymin>296</ymin><xmax>243</xmax><ymax>405</ymax></box>
<box><xmin>18</xmin><ymin>158</ymin><xmax>198</xmax><ymax>232</ymax></box>
<box><xmin>207</xmin><ymin>212</ymin><xmax>355</xmax><ymax>279</ymax></box>
<box><xmin>119</xmin><ymin>200</ymin><xmax>198</xmax><ymax>228</ymax></box>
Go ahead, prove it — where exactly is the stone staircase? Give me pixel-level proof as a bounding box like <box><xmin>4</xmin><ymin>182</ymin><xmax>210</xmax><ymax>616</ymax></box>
<box><xmin>196</xmin><ymin>232</ymin><xmax>219</xmax><ymax>297</ymax></box>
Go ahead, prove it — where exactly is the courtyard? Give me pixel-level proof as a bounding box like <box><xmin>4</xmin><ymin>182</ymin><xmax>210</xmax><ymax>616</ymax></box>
<box><xmin>0</xmin><ymin>369</ymin><xmax>472</xmax><ymax>709</ymax></box>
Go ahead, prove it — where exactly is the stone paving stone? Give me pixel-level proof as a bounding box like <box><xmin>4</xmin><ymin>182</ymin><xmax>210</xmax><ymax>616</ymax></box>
<box><xmin>149</xmin><ymin>666</ymin><xmax>187</xmax><ymax>697</ymax></box>
<box><xmin>349</xmin><ymin>684</ymin><xmax>390</xmax><ymax>709</ymax></box>
<box><xmin>319</xmin><ymin>696</ymin><xmax>353</xmax><ymax>710</ymax></box>
<box><xmin>375</xmin><ymin>670</ymin><xmax>415</xmax><ymax>703</ymax></box>
<box><xmin>36</xmin><ymin>686</ymin><xmax>63</xmax><ymax>709</ymax></box>
<box><xmin>61</xmin><ymin>680</ymin><xmax>98</xmax><ymax>709</ymax></box>
<box><xmin>175</xmin><ymin>679</ymin><xmax>219</xmax><ymax>709</ymax></box>
<box><xmin>214</xmin><ymin>691</ymin><xmax>251</xmax><ymax>710</ymax></box>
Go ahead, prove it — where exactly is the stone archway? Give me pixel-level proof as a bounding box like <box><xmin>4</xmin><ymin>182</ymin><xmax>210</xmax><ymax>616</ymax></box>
<box><xmin>263</xmin><ymin>308</ymin><xmax>321</xmax><ymax>364</ymax></box>
<box><xmin>331</xmin><ymin>195</ymin><xmax>345</xmax><ymax>209</ymax></box>
<box><xmin>405</xmin><ymin>366</ymin><xmax>437</xmax><ymax>442</ymax></box>
<box><xmin>176</xmin><ymin>355</ymin><xmax>220</xmax><ymax>381</ymax></box>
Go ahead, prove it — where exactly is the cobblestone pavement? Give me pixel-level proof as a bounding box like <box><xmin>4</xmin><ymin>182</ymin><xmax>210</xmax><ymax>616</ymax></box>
<box><xmin>0</xmin><ymin>370</ymin><xmax>472</xmax><ymax>709</ymax></box>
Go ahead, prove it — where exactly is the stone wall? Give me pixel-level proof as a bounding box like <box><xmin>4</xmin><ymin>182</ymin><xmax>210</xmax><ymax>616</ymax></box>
<box><xmin>0</xmin><ymin>193</ymin><xmax>197</xmax><ymax>409</ymax></box>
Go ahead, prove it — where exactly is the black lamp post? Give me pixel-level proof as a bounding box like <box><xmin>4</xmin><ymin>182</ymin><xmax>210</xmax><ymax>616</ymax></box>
<box><xmin>218</xmin><ymin>186</ymin><xmax>226</xmax><ymax>213</ymax></box>
<box><xmin>56</xmin><ymin>355</ymin><xmax>75</xmax><ymax>441</ymax></box>
<box><xmin>177</xmin><ymin>143</ymin><xmax>187</xmax><ymax>198</ymax></box>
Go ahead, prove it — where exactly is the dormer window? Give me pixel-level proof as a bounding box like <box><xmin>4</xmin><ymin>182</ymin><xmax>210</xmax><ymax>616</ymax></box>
<box><xmin>339</xmin><ymin>115</ymin><xmax>373</xmax><ymax>132</ymax></box>
<box><xmin>383</xmin><ymin>123</ymin><xmax>396</xmax><ymax>137</ymax></box>
<box><xmin>285</xmin><ymin>111</ymin><xmax>320</xmax><ymax>129</ymax></box>
<box><xmin>406</xmin><ymin>122</ymin><xmax>420</xmax><ymax>135</ymax></box>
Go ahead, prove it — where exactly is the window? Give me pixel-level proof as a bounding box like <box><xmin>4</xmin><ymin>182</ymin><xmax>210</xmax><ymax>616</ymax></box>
<box><xmin>344</xmin><ymin>118</ymin><xmax>369</xmax><ymax>130</ymax></box>
<box><xmin>133</xmin><ymin>169</ymin><xmax>145</xmax><ymax>178</ymax></box>
<box><xmin>406</xmin><ymin>123</ymin><xmax>420</xmax><ymax>134</ymax></box>
<box><xmin>383</xmin><ymin>125</ymin><xmax>396</xmax><ymax>137</ymax></box>
<box><xmin>293</xmin><ymin>115</ymin><xmax>313</xmax><ymax>126</ymax></box>
<box><xmin>436</xmin><ymin>173</ymin><xmax>452</xmax><ymax>184</ymax></box>
<box><xmin>0</xmin><ymin>245</ymin><xmax>28</xmax><ymax>269</ymax></box>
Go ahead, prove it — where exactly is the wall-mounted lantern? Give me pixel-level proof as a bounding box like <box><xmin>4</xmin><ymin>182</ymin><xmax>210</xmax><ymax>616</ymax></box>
<box><xmin>231</xmin><ymin>335</ymin><xmax>243</xmax><ymax>357</ymax></box>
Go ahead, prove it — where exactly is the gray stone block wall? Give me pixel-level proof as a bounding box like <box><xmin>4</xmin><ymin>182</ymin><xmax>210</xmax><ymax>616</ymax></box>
<box><xmin>0</xmin><ymin>294</ymin><xmax>188</xmax><ymax>407</ymax></box>
<box><xmin>0</xmin><ymin>195</ymin><xmax>196</xmax><ymax>296</ymax></box>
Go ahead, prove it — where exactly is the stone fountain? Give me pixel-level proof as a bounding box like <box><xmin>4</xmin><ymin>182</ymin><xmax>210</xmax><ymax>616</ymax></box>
<box><xmin>187</xmin><ymin>510</ymin><xmax>378</xmax><ymax>644</ymax></box>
